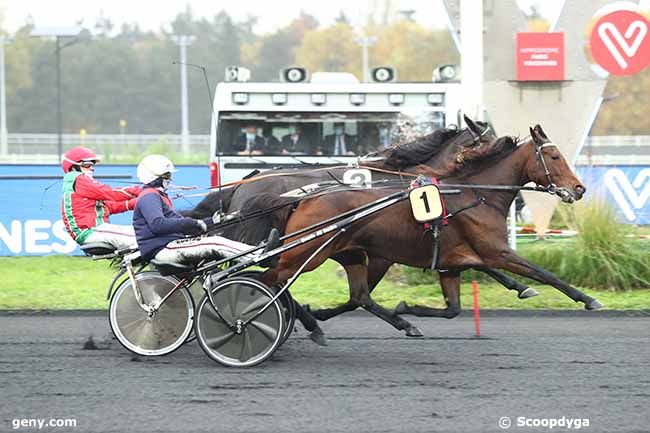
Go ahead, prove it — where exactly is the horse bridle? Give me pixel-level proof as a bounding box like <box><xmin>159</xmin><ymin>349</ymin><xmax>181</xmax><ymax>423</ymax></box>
<box><xmin>468</xmin><ymin>124</ymin><xmax>491</xmax><ymax>145</ymax></box>
<box><xmin>456</xmin><ymin>125</ymin><xmax>492</xmax><ymax>164</ymax></box>
<box><xmin>535</xmin><ymin>141</ymin><xmax>575</xmax><ymax>202</ymax></box>
<box><xmin>535</xmin><ymin>142</ymin><xmax>557</xmax><ymax>194</ymax></box>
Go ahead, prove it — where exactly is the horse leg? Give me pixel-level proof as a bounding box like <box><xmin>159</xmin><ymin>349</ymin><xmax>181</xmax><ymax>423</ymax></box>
<box><xmin>367</xmin><ymin>257</ymin><xmax>393</xmax><ymax>293</ymax></box>
<box><xmin>293</xmin><ymin>302</ymin><xmax>328</xmax><ymax>346</ymax></box>
<box><xmin>344</xmin><ymin>262</ymin><xmax>423</xmax><ymax>337</ymax></box>
<box><xmin>309</xmin><ymin>256</ymin><xmax>393</xmax><ymax>321</ymax></box>
<box><xmin>394</xmin><ymin>271</ymin><xmax>462</xmax><ymax>319</ymax></box>
<box><xmin>307</xmin><ymin>251</ymin><xmax>365</xmax><ymax>321</ymax></box>
<box><xmin>491</xmin><ymin>250</ymin><xmax>603</xmax><ymax>310</ymax></box>
<box><xmin>481</xmin><ymin>268</ymin><xmax>539</xmax><ymax>299</ymax></box>
<box><xmin>261</xmin><ymin>268</ymin><xmax>328</xmax><ymax>346</ymax></box>
<box><xmin>310</xmin><ymin>299</ymin><xmax>358</xmax><ymax>321</ymax></box>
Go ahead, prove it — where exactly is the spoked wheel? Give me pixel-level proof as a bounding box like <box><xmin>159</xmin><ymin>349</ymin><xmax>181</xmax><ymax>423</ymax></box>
<box><xmin>109</xmin><ymin>271</ymin><xmax>194</xmax><ymax>356</ymax></box>
<box><xmin>195</xmin><ymin>277</ymin><xmax>285</xmax><ymax>367</ymax></box>
<box><xmin>231</xmin><ymin>271</ymin><xmax>295</xmax><ymax>345</ymax></box>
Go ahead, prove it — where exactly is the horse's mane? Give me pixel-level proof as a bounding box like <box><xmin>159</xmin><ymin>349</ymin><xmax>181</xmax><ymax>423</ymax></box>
<box><xmin>362</xmin><ymin>127</ymin><xmax>463</xmax><ymax>170</ymax></box>
<box><xmin>452</xmin><ymin>135</ymin><xmax>520</xmax><ymax>178</ymax></box>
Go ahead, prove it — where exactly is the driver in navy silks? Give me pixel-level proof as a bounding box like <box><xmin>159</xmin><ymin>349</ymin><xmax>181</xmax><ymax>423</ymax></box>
<box><xmin>132</xmin><ymin>154</ymin><xmax>279</xmax><ymax>265</ymax></box>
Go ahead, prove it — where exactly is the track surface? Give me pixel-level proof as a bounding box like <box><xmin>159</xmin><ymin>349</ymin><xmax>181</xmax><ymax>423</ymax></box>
<box><xmin>1</xmin><ymin>312</ymin><xmax>648</xmax><ymax>433</ymax></box>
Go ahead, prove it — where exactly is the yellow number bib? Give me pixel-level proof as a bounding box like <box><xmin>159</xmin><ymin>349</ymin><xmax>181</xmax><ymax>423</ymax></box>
<box><xmin>409</xmin><ymin>184</ymin><xmax>444</xmax><ymax>222</ymax></box>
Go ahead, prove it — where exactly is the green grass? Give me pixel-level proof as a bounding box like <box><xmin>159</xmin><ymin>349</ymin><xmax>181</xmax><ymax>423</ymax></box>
<box><xmin>1</xmin><ymin>256</ymin><xmax>648</xmax><ymax>310</ymax></box>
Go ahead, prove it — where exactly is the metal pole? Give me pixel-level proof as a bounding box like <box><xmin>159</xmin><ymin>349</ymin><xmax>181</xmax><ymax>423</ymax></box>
<box><xmin>361</xmin><ymin>38</ymin><xmax>369</xmax><ymax>82</ymax></box>
<box><xmin>355</xmin><ymin>35</ymin><xmax>376</xmax><ymax>83</ymax></box>
<box><xmin>179</xmin><ymin>39</ymin><xmax>190</xmax><ymax>155</ymax></box>
<box><xmin>56</xmin><ymin>37</ymin><xmax>62</xmax><ymax>162</ymax></box>
<box><xmin>0</xmin><ymin>36</ymin><xmax>8</xmax><ymax>156</ymax></box>
<box><xmin>460</xmin><ymin>0</ymin><xmax>484</xmax><ymax>121</ymax></box>
<box><xmin>173</xmin><ymin>35</ymin><xmax>194</xmax><ymax>155</ymax></box>
<box><xmin>509</xmin><ymin>201</ymin><xmax>517</xmax><ymax>250</ymax></box>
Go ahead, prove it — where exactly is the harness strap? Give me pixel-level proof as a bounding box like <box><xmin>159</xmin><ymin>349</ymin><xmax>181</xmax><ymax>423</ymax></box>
<box><xmin>207</xmin><ymin>164</ymin><xmax>420</xmax><ymax>191</ymax></box>
<box><xmin>140</xmin><ymin>187</ymin><xmax>173</xmax><ymax>208</ymax></box>
<box><xmin>180</xmin><ymin>164</ymin><xmax>421</xmax><ymax>199</ymax></box>
<box><xmin>444</xmin><ymin>195</ymin><xmax>485</xmax><ymax>219</ymax></box>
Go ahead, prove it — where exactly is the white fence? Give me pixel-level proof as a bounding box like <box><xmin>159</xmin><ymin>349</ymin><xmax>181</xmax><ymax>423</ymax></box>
<box><xmin>0</xmin><ymin>133</ymin><xmax>211</xmax><ymax>163</ymax></box>
<box><xmin>576</xmin><ymin>135</ymin><xmax>650</xmax><ymax>165</ymax></box>
<box><xmin>0</xmin><ymin>133</ymin><xmax>649</xmax><ymax>164</ymax></box>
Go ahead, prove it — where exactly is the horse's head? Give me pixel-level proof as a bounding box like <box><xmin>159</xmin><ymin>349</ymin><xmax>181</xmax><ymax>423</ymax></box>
<box><xmin>525</xmin><ymin>125</ymin><xmax>586</xmax><ymax>203</ymax></box>
<box><xmin>452</xmin><ymin>115</ymin><xmax>499</xmax><ymax>165</ymax></box>
<box><xmin>422</xmin><ymin>115</ymin><xmax>498</xmax><ymax>177</ymax></box>
<box><xmin>365</xmin><ymin>115</ymin><xmax>497</xmax><ymax>178</ymax></box>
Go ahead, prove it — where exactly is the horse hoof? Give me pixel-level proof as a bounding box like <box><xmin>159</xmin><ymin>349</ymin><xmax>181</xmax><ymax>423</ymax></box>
<box><xmin>518</xmin><ymin>287</ymin><xmax>540</xmax><ymax>299</ymax></box>
<box><xmin>585</xmin><ymin>299</ymin><xmax>604</xmax><ymax>310</ymax></box>
<box><xmin>405</xmin><ymin>326</ymin><xmax>423</xmax><ymax>337</ymax></box>
<box><xmin>309</xmin><ymin>328</ymin><xmax>328</xmax><ymax>346</ymax></box>
<box><xmin>394</xmin><ymin>301</ymin><xmax>408</xmax><ymax>315</ymax></box>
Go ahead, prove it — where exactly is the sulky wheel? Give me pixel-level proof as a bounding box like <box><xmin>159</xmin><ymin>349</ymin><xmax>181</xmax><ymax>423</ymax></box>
<box><xmin>195</xmin><ymin>277</ymin><xmax>285</xmax><ymax>367</ymax></box>
<box><xmin>109</xmin><ymin>271</ymin><xmax>194</xmax><ymax>356</ymax></box>
<box><xmin>232</xmin><ymin>271</ymin><xmax>295</xmax><ymax>345</ymax></box>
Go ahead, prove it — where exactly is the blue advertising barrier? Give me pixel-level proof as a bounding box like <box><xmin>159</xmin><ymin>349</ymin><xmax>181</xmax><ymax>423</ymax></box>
<box><xmin>0</xmin><ymin>164</ymin><xmax>648</xmax><ymax>256</ymax></box>
<box><xmin>0</xmin><ymin>164</ymin><xmax>210</xmax><ymax>256</ymax></box>
<box><xmin>576</xmin><ymin>166</ymin><xmax>650</xmax><ymax>225</ymax></box>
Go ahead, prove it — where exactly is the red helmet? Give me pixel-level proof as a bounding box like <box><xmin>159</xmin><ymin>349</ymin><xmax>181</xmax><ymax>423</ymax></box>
<box><xmin>62</xmin><ymin>147</ymin><xmax>99</xmax><ymax>173</ymax></box>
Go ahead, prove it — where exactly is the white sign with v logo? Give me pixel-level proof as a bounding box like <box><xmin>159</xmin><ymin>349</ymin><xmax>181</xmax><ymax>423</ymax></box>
<box><xmin>603</xmin><ymin>168</ymin><xmax>650</xmax><ymax>221</ymax></box>
<box><xmin>597</xmin><ymin>20</ymin><xmax>648</xmax><ymax>69</ymax></box>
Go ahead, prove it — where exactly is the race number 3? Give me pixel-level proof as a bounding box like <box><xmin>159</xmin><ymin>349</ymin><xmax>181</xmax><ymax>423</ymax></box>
<box><xmin>409</xmin><ymin>185</ymin><xmax>444</xmax><ymax>222</ymax></box>
<box><xmin>343</xmin><ymin>169</ymin><xmax>372</xmax><ymax>187</ymax></box>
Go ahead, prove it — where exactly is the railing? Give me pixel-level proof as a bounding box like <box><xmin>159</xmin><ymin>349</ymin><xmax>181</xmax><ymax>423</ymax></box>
<box><xmin>577</xmin><ymin>135</ymin><xmax>650</xmax><ymax>165</ymax></box>
<box><xmin>1</xmin><ymin>133</ymin><xmax>649</xmax><ymax>164</ymax></box>
<box><xmin>4</xmin><ymin>133</ymin><xmax>210</xmax><ymax>153</ymax></box>
<box><xmin>0</xmin><ymin>133</ymin><xmax>211</xmax><ymax>164</ymax></box>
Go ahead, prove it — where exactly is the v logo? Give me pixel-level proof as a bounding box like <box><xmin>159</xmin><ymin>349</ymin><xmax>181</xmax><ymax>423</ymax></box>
<box><xmin>603</xmin><ymin>169</ymin><xmax>650</xmax><ymax>221</ymax></box>
<box><xmin>597</xmin><ymin>20</ymin><xmax>648</xmax><ymax>69</ymax></box>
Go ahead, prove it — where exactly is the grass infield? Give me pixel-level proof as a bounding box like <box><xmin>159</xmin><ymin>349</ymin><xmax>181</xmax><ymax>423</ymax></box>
<box><xmin>1</xmin><ymin>256</ymin><xmax>648</xmax><ymax>310</ymax></box>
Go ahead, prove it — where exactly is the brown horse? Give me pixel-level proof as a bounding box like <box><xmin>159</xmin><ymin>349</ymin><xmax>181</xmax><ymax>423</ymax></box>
<box><xmin>191</xmin><ymin>118</ymin><xmax>539</xmax><ymax>342</ymax></box>
<box><xmin>258</xmin><ymin>125</ymin><xmax>600</xmax><ymax>336</ymax></box>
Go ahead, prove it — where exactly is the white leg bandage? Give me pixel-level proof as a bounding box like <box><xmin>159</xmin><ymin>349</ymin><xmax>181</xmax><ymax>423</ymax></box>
<box><xmin>154</xmin><ymin>235</ymin><xmax>257</xmax><ymax>265</ymax></box>
<box><xmin>83</xmin><ymin>223</ymin><xmax>137</xmax><ymax>250</ymax></box>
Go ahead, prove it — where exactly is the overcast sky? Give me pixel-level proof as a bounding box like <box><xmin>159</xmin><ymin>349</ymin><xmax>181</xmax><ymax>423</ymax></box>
<box><xmin>1</xmin><ymin>0</ymin><xmax>566</xmax><ymax>34</ymax></box>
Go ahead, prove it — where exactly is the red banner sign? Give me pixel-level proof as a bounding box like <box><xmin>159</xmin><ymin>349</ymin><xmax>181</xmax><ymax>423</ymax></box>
<box><xmin>516</xmin><ymin>32</ymin><xmax>565</xmax><ymax>81</ymax></box>
<box><xmin>590</xmin><ymin>9</ymin><xmax>650</xmax><ymax>76</ymax></box>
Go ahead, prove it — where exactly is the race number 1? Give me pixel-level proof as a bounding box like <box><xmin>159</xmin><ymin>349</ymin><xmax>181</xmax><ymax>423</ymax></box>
<box><xmin>409</xmin><ymin>185</ymin><xmax>444</xmax><ymax>222</ymax></box>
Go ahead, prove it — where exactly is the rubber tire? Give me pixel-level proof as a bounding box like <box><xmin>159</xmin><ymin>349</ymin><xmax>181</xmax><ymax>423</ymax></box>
<box><xmin>109</xmin><ymin>271</ymin><xmax>194</xmax><ymax>356</ymax></box>
<box><xmin>195</xmin><ymin>277</ymin><xmax>284</xmax><ymax>367</ymax></box>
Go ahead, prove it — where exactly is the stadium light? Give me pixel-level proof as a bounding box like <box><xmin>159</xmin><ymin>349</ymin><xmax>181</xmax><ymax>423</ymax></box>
<box><xmin>0</xmin><ymin>35</ymin><xmax>13</xmax><ymax>157</ymax></box>
<box><xmin>31</xmin><ymin>26</ymin><xmax>82</xmax><ymax>162</ymax></box>
<box><xmin>172</xmin><ymin>35</ymin><xmax>196</xmax><ymax>156</ymax></box>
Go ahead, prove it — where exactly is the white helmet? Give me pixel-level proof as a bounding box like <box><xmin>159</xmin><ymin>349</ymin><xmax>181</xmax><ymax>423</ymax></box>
<box><xmin>137</xmin><ymin>154</ymin><xmax>177</xmax><ymax>185</ymax></box>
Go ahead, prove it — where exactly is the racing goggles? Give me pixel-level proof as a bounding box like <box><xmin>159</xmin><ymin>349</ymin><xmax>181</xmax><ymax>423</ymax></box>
<box><xmin>80</xmin><ymin>160</ymin><xmax>97</xmax><ymax>168</ymax></box>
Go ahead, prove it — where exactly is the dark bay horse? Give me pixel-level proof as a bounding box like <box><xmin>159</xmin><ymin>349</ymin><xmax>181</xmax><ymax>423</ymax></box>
<box><xmin>257</xmin><ymin>125</ymin><xmax>601</xmax><ymax>336</ymax></box>
<box><xmin>188</xmin><ymin>118</ymin><xmax>539</xmax><ymax>342</ymax></box>
<box><xmin>188</xmin><ymin>117</ymin><xmax>536</xmax><ymax>301</ymax></box>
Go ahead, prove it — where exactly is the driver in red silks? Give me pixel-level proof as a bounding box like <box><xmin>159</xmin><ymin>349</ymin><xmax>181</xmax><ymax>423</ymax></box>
<box><xmin>60</xmin><ymin>146</ymin><xmax>141</xmax><ymax>250</ymax></box>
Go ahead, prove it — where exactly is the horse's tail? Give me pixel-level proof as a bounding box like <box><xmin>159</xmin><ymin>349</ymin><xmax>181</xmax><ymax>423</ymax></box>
<box><xmin>238</xmin><ymin>193</ymin><xmax>297</xmax><ymax>244</ymax></box>
<box><xmin>181</xmin><ymin>186</ymin><xmax>237</xmax><ymax>218</ymax></box>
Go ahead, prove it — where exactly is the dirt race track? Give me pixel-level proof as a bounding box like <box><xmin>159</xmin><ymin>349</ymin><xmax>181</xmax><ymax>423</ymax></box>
<box><xmin>1</xmin><ymin>311</ymin><xmax>649</xmax><ymax>433</ymax></box>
